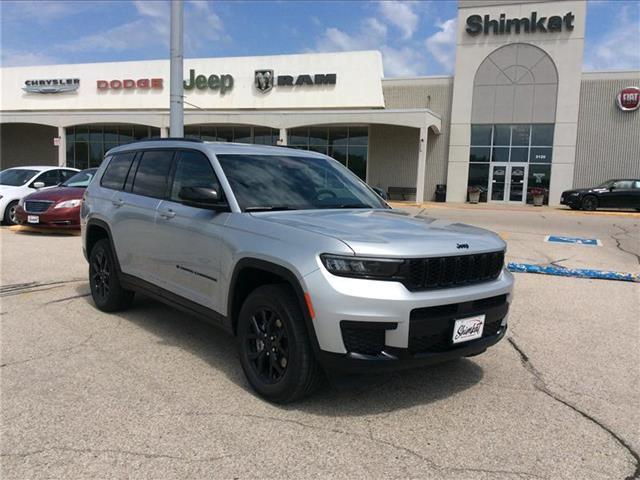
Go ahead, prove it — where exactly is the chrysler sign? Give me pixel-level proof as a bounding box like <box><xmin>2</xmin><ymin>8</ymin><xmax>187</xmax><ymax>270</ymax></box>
<box><xmin>23</xmin><ymin>78</ymin><xmax>80</xmax><ymax>94</ymax></box>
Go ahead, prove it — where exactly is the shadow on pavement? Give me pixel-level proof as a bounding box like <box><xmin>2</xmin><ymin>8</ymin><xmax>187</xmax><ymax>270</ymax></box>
<box><xmin>77</xmin><ymin>289</ymin><xmax>484</xmax><ymax>416</ymax></box>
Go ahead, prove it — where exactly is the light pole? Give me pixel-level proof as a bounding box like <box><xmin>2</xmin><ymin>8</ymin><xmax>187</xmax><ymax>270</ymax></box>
<box><xmin>169</xmin><ymin>0</ymin><xmax>184</xmax><ymax>137</ymax></box>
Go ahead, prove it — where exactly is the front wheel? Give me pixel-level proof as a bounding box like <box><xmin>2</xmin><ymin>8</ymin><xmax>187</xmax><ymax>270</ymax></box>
<box><xmin>89</xmin><ymin>239</ymin><xmax>134</xmax><ymax>312</ymax></box>
<box><xmin>237</xmin><ymin>284</ymin><xmax>322</xmax><ymax>403</ymax></box>
<box><xmin>3</xmin><ymin>201</ymin><xmax>19</xmax><ymax>225</ymax></box>
<box><xmin>581</xmin><ymin>195</ymin><xmax>598</xmax><ymax>211</ymax></box>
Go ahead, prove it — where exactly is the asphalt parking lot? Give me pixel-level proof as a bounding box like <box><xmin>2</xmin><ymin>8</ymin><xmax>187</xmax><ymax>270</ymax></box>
<box><xmin>1</xmin><ymin>206</ymin><xmax>639</xmax><ymax>479</ymax></box>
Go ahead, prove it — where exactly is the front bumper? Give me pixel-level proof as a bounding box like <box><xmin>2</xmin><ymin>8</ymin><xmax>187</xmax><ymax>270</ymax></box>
<box><xmin>560</xmin><ymin>194</ymin><xmax>580</xmax><ymax>207</ymax></box>
<box><xmin>15</xmin><ymin>205</ymin><xmax>81</xmax><ymax>229</ymax></box>
<box><xmin>318</xmin><ymin>327</ymin><xmax>507</xmax><ymax>373</ymax></box>
<box><xmin>303</xmin><ymin>264</ymin><xmax>514</xmax><ymax>372</ymax></box>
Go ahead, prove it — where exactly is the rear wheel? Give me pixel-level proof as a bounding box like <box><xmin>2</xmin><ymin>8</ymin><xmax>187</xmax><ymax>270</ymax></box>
<box><xmin>89</xmin><ymin>239</ymin><xmax>134</xmax><ymax>312</ymax></box>
<box><xmin>581</xmin><ymin>195</ymin><xmax>598</xmax><ymax>211</ymax></box>
<box><xmin>238</xmin><ymin>284</ymin><xmax>322</xmax><ymax>403</ymax></box>
<box><xmin>3</xmin><ymin>201</ymin><xmax>19</xmax><ymax>225</ymax></box>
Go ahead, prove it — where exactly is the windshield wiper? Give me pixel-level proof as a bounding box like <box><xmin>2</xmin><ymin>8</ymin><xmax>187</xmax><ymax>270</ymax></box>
<box><xmin>333</xmin><ymin>204</ymin><xmax>372</xmax><ymax>209</ymax></box>
<box><xmin>245</xmin><ymin>206</ymin><xmax>299</xmax><ymax>212</ymax></box>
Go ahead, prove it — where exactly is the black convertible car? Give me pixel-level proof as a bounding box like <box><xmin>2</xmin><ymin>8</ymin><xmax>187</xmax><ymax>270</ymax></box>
<box><xmin>561</xmin><ymin>179</ymin><xmax>640</xmax><ymax>211</ymax></box>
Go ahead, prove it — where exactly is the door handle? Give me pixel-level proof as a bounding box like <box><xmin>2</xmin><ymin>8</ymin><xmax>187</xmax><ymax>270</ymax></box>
<box><xmin>159</xmin><ymin>209</ymin><xmax>176</xmax><ymax>219</ymax></box>
<box><xmin>112</xmin><ymin>198</ymin><xmax>124</xmax><ymax>208</ymax></box>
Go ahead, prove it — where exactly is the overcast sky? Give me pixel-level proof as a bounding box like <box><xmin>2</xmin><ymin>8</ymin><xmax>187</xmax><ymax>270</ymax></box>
<box><xmin>1</xmin><ymin>0</ymin><xmax>638</xmax><ymax>76</ymax></box>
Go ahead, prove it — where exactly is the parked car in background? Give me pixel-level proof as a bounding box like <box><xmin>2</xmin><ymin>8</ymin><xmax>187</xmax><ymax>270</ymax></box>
<box><xmin>0</xmin><ymin>166</ymin><xmax>79</xmax><ymax>225</ymax></box>
<box><xmin>561</xmin><ymin>179</ymin><xmax>640</xmax><ymax>211</ymax></box>
<box><xmin>82</xmin><ymin>140</ymin><xmax>513</xmax><ymax>403</ymax></box>
<box><xmin>15</xmin><ymin>168</ymin><xmax>97</xmax><ymax>229</ymax></box>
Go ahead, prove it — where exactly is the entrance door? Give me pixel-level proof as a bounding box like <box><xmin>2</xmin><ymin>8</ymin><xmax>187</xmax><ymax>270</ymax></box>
<box><xmin>490</xmin><ymin>164</ymin><xmax>528</xmax><ymax>203</ymax></box>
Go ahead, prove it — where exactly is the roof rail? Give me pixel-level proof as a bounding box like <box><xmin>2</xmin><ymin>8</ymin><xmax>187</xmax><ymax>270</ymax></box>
<box><xmin>134</xmin><ymin>137</ymin><xmax>204</xmax><ymax>143</ymax></box>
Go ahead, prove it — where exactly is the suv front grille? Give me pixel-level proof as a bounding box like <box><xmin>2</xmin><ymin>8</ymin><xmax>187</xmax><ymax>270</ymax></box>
<box><xmin>24</xmin><ymin>200</ymin><xmax>54</xmax><ymax>213</ymax></box>
<box><xmin>408</xmin><ymin>294</ymin><xmax>508</xmax><ymax>355</ymax></box>
<box><xmin>402</xmin><ymin>251</ymin><xmax>504</xmax><ymax>291</ymax></box>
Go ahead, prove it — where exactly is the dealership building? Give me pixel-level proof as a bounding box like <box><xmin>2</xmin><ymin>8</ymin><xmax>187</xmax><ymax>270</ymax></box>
<box><xmin>1</xmin><ymin>0</ymin><xmax>638</xmax><ymax>205</ymax></box>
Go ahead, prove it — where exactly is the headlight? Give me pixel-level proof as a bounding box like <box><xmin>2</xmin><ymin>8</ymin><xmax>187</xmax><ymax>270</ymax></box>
<box><xmin>54</xmin><ymin>199</ymin><xmax>82</xmax><ymax>209</ymax></box>
<box><xmin>320</xmin><ymin>254</ymin><xmax>405</xmax><ymax>279</ymax></box>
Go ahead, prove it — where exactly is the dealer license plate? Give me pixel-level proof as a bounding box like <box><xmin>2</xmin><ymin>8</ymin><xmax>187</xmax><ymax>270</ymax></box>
<box><xmin>452</xmin><ymin>315</ymin><xmax>485</xmax><ymax>344</ymax></box>
<box><xmin>27</xmin><ymin>215</ymin><xmax>39</xmax><ymax>224</ymax></box>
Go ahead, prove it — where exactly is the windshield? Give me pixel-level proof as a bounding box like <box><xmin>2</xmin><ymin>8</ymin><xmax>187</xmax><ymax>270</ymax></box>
<box><xmin>0</xmin><ymin>169</ymin><xmax>39</xmax><ymax>186</ymax></box>
<box><xmin>217</xmin><ymin>154</ymin><xmax>388</xmax><ymax>211</ymax></box>
<box><xmin>62</xmin><ymin>168</ymin><xmax>97</xmax><ymax>188</ymax></box>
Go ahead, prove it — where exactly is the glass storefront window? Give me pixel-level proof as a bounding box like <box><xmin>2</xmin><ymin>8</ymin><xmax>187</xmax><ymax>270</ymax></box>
<box><xmin>288</xmin><ymin>126</ymin><xmax>369</xmax><ymax>180</ymax></box>
<box><xmin>470</xmin><ymin>147</ymin><xmax>491</xmax><ymax>163</ymax></box>
<box><xmin>530</xmin><ymin>147</ymin><xmax>552</xmax><ymax>163</ymax></box>
<box><xmin>66</xmin><ymin>124</ymin><xmax>160</xmax><ymax>169</ymax></box>
<box><xmin>233</xmin><ymin>127</ymin><xmax>252</xmax><ymax>144</ymax></box>
<box><xmin>492</xmin><ymin>147</ymin><xmax>509</xmax><ymax>162</ymax></box>
<box><xmin>531</xmin><ymin>124</ymin><xmax>554</xmax><ymax>146</ymax></box>
<box><xmin>493</xmin><ymin>125</ymin><xmax>511</xmax><ymax>146</ymax></box>
<box><xmin>510</xmin><ymin>147</ymin><xmax>529</xmax><ymax>162</ymax></box>
<box><xmin>468</xmin><ymin>164</ymin><xmax>490</xmax><ymax>202</ymax></box>
<box><xmin>511</xmin><ymin>125</ymin><xmax>530</xmax><ymax>146</ymax></box>
<box><xmin>470</xmin><ymin>125</ymin><xmax>492</xmax><ymax>146</ymax></box>
<box><xmin>527</xmin><ymin>164</ymin><xmax>551</xmax><ymax>205</ymax></box>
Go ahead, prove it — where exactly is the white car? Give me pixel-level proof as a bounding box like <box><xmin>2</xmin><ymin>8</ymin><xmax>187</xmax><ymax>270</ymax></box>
<box><xmin>0</xmin><ymin>166</ymin><xmax>79</xmax><ymax>225</ymax></box>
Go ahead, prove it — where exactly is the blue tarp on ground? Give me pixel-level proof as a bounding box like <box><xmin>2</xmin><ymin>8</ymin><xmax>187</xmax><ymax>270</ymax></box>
<box><xmin>507</xmin><ymin>262</ymin><xmax>640</xmax><ymax>282</ymax></box>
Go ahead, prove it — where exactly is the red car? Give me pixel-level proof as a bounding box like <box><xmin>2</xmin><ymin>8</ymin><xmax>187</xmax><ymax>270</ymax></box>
<box><xmin>16</xmin><ymin>168</ymin><xmax>97</xmax><ymax>229</ymax></box>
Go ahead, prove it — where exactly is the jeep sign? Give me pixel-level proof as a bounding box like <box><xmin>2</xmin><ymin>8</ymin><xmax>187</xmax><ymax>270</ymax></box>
<box><xmin>616</xmin><ymin>87</ymin><xmax>640</xmax><ymax>112</ymax></box>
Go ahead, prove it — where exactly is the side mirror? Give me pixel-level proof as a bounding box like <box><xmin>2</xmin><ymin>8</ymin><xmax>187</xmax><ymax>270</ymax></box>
<box><xmin>178</xmin><ymin>186</ymin><xmax>229</xmax><ymax>211</ymax></box>
<box><xmin>33</xmin><ymin>181</ymin><xmax>45</xmax><ymax>189</ymax></box>
<box><xmin>371</xmin><ymin>186</ymin><xmax>388</xmax><ymax>200</ymax></box>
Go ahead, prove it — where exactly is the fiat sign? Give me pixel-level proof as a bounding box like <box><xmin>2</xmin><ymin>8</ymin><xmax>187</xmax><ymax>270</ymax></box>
<box><xmin>616</xmin><ymin>86</ymin><xmax>640</xmax><ymax>112</ymax></box>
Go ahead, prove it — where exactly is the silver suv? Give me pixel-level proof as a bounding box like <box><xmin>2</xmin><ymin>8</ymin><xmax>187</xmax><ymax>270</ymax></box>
<box><xmin>81</xmin><ymin>139</ymin><xmax>513</xmax><ymax>403</ymax></box>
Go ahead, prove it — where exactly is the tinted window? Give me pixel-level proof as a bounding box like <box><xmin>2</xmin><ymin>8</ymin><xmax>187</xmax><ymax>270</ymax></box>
<box><xmin>531</xmin><ymin>124</ymin><xmax>554</xmax><ymax>146</ymax></box>
<box><xmin>170</xmin><ymin>151</ymin><xmax>220</xmax><ymax>202</ymax></box>
<box><xmin>132</xmin><ymin>150</ymin><xmax>174</xmax><ymax>198</ymax></box>
<box><xmin>101</xmin><ymin>153</ymin><xmax>135</xmax><ymax>190</ymax></box>
<box><xmin>633</xmin><ymin>181</ymin><xmax>640</xmax><ymax>189</ymax></box>
<box><xmin>35</xmin><ymin>170</ymin><xmax>61</xmax><ymax>187</ymax></box>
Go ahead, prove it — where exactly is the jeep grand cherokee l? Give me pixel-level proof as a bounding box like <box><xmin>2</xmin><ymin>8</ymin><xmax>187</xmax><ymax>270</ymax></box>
<box><xmin>81</xmin><ymin>140</ymin><xmax>514</xmax><ymax>403</ymax></box>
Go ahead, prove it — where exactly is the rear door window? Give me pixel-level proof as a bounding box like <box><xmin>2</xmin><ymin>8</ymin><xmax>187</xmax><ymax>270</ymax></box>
<box><xmin>131</xmin><ymin>150</ymin><xmax>174</xmax><ymax>199</ymax></box>
<box><xmin>101</xmin><ymin>152</ymin><xmax>136</xmax><ymax>190</ymax></box>
<box><xmin>59</xmin><ymin>169</ymin><xmax>77</xmax><ymax>183</ymax></box>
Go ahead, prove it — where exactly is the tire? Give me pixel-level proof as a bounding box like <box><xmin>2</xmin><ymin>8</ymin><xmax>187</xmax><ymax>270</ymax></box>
<box><xmin>237</xmin><ymin>284</ymin><xmax>322</xmax><ymax>403</ymax></box>
<box><xmin>581</xmin><ymin>195</ymin><xmax>598</xmax><ymax>211</ymax></box>
<box><xmin>3</xmin><ymin>201</ymin><xmax>19</xmax><ymax>225</ymax></box>
<box><xmin>89</xmin><ymin>239</ymin><xmax>134</xmax><ymax>312</ymax></box>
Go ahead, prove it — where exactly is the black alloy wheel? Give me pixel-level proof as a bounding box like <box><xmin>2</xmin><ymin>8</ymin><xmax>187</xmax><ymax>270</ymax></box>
<box><xmin>91</xmin><ymin>248</ymin><xmax>111</xmax><ymax>303</ymax></box>
<box><xmin>89</xmin><ymin>239</ymin><xmax>134</xmax><ymax>312</ymax></box>
<box><xmin>237</xmin><ymin>284</ymin><xmax>322</xmax><ymax>403</ymax></box>
<box><xmin>581</xmin><ymin>195</ymin><xmax>598</xmax><ymax>211</ymax></box>
<box><xmin>246</xmin><ymin>308</ymin><xmax>289</xmax><ymax>384</ymax></box>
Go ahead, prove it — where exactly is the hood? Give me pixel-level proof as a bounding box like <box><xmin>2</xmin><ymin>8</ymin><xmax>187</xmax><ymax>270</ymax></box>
<box><xmin>252</xmin><ymin>209</ymin><xmax>506</xmax><ymax>257</ymax></box>
<box><xmin>23</xmin><ymin>186</ymin><xmax>85</xmax><ymax>202</ymax></box>
<box><xmin>0</xmin><ymin>184</ymin><xmax>21</xmax><ymax>195</ymax></box>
